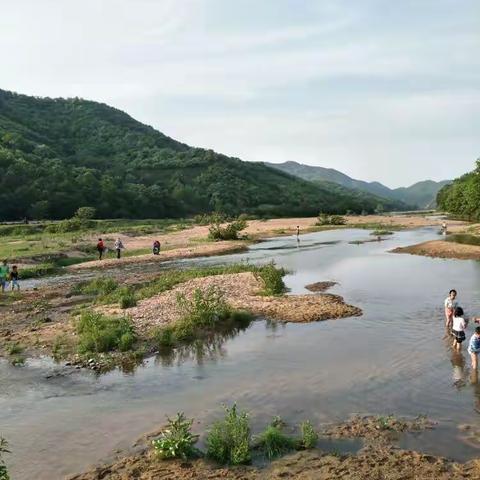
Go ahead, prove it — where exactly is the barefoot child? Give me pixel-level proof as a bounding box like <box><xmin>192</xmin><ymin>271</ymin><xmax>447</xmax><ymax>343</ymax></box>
<box><xmin>468</xmin><ymin>327</ymin><xmax>480</xmax><ymax>370</ymax></box>
<box><xmin>452</xmin><ymin>307</ymin><xmax>468</xmax><ymax>351</ymax></box>
<box><xmin>445</xmin><ymin>289</ymin><xmax>458</xmax><ymax>329</ymax></box>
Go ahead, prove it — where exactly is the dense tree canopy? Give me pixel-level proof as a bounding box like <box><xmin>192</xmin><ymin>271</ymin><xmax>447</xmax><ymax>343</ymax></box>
<box><xmin>437</xmin><ymin>159</ymin><xmax>480</xmax><ymax>220</ymax></box>
<box><xmin>0</xmin><ymin>89</ymin><xmax>406</xmax><ymax>221</ymax></box>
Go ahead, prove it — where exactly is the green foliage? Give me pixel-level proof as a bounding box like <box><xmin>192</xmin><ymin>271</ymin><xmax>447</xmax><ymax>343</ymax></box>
<box><xmin>299</xmin><ymin>420</ymin><xmax>318</xmax><ymax>449</ymax></box>
<box><xmin>254</xmin><ymin>425</ymin><xmax>297</xmax><ymax>460</ymax></box>
<box><xmin>176</xmin><ymin>286</ymin><xmax>231</xmax><ymax>327</ymax></box>
<box><xmin>206</xmin><ymin>404</ymin><xmax>251</xmax><ymax>465</ymax></box>
<box><xmin>75</xmin><ymin>206</ymin><xmax>96</xmax><ymax>220</ymax></box>
<box><xmin>72</xmin><ymin>277</ymin><xmax>118</xmax><ymax>296</ymax></box>
<box><xmin>152</xmin><ymin>413</ymin><xmax>199</xmax><ymax>460</ymax></box>
<box><xmin>76</xmin><ymin>311</ymin><xmax>136</xmax><ymax>354</ymax></box>
<box><xmin>437</xmin><ymin>161</ymin><xmax>480</xmax><ymax>220</ymax></box>
<box><xmin>208</xmin><ymin>218</ymin><xmax>247</xmax><ymax>241</ymax></box>
<box><xmin>0</xmin><ymin>89</ymin><xmax>405</xmax><ymax>221</ymax></box>
<box><xmin>117</xmin><ymin>287</ymin><xmax>137</xmax><ymax>309</ymax></box>
<box><xmin>6</xmin><ymin>342</ymin><xmax>23</xmax><ymax>355</ymax></box>
<box><xmin>316</xmin><ymin>213</ymin><xmax>346</xmax><ymax>226</ymax></box>
<box><xmin>0</xmin><ymin>437</ymin><xmax>10</xmax><ymax>480</ymax></box>
<box><xmin>447</xmin><ymin>233</ymin><xmax>480</xmax><ymax>246</ymax></box>
<box><xmin>370</xmin><ymin>230</ymin><xmax>394</xmax><ymax>236</ymax></box>
<box><xmin>255</xmin><ymin>262</ymin><xmax>286</xmax><ymax>295</ymax></box>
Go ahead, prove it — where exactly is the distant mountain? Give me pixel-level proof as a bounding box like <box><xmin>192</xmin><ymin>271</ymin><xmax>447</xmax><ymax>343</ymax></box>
<box><xmin>266</xmin><ymin>161</ymin><xmax>450</xmax><ymax>209</ymax></box>
<box><xmin>0</xmin><ymin>89</ymin><xmax>408</xmax><ymax>220</ymax></box>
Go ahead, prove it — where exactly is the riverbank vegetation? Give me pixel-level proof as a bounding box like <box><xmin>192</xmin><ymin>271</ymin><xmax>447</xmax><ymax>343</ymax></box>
<box><xmin>0</xmin><ymin>438</ymin><xmax>9</xmax><ymax>480</ymax></box>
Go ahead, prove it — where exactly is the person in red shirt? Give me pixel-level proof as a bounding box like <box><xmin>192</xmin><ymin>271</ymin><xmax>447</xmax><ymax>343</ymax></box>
<box><xmin>97</xmin><ymin>238</ymin><xmax>105</xmax><ymax>260</ymax></box>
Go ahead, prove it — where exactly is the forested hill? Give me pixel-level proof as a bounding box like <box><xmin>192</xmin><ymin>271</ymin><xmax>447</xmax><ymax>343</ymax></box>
<box><xmin>437</xmin><ymin>160</ymin><xmax>480</xmax><ymax>220</ymax></box>
<box><xmin>267</xmin><ymin>161</ymin><xmax>449</xmax><ymax>209</ymax></box>
<box><xmin>0</xmin><ymin>89</ymin><xmax>407</xmax><ymax>220</ymax></box>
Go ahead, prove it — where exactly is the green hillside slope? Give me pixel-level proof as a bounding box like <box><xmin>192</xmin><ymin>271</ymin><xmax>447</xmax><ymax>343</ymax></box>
<box><xmin>267</xmin><ymin>161</ymin><xmax>449</xmax><ymax>209</ymax></box>
<box><xmin>437</xmin><ymin>160</ymin><xmax>480</xmax><ymax>220</ymax></box>
<box><xmin>0</xmin><ymin>89</ymin><xmax>406</xmax><ymax>220</ymax></box>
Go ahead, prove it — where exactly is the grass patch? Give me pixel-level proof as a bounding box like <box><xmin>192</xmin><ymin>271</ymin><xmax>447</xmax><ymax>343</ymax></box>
<box><xmin>76</xmin><ymin>311</ymin><xmax>136</xmax><ymax>354</ymax></box>
<box><xmin>71</xmin><ymin>277</ymin><xmax>119</xmax><ymax>296</ymax></box>
<box><xmin>0</xmin><ymin>437</ymin><xmax>10</xmax><ymax>480</ymax></box>
<box><xmin>152</xmin><ymin>413</ymin><xmax>200</xmax><ymax>460</ymax></box>
<box><xmin>447</xmin><ymin>233</ymin><xmax>480</xmax><ymax>247</ymax></box>
<box><xmin>255</xmin><ymin>262</ymin><xmax>286</xmax><ymax>295</ymax></box>
<box><xmin>370</xmin><ymin>230</ymin><xmax>394</xmax><ymax>236</ymax></box>
<box><xmin>254</xmin><ymin>425</ymin><xmax>297</xmax><ymax>460</ymax></box>
<box><xmin>6</xmin><ymin>342</ymin><xmax>23</xmax><ymax>355</ymax></box>
<box><xmin>206</xmin><ymin>404</ymin><xmax>251</xmax><ymax>465</ymax></box>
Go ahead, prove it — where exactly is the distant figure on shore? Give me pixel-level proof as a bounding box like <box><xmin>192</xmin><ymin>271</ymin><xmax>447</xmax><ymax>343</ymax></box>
<box><xmin>0</xmin><ymin>260</ymin><xmax>9</xmax><ymax>293</ymax></box>
<box><xmin>97</xmin><ymin>238</ymin><xmax>105</xmax><ymax>260</ymax></box>
<box><xmin>445</xmin><ymin>289</ymin><xmax>458</xmax><ymax>329</ymax></box>
<box><xmin>468</xmin><ymin>327</ymin><xmax>480</xmax><ymax>370</ymax></box>
<box><xmin>153</xmin><ymin>240</ymin><xmax>161</xmax><ymax>255</ymax></box>
<box><xmin>114</xmin><ymin>238</ymin><xmax>124</xmax><ymax>259</ymax></box>
<box><xmin>9</xmin><ymin>265</ymin><xmax>20</xmax><ymax>291</ymax></box>
<box><xmin>452</xmin><ymin>307</ymin><xmax>468</xmax><ymax>351</ymax></box>
<box><xmin>441</xmin><ymin>221</ymin><xmax>447</xmax><ymax>235</ymax></box>
<box><xmin>296</xmin><ymin>225</ymin><xmax>300</xmax><ymax>238</ymax></box>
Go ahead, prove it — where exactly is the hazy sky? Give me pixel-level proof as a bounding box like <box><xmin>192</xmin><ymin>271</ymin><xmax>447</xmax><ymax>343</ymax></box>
<box><xmin>1</xmin><ymin>0</ymin><xmax>479</xmax><ymax>187</ymax></box>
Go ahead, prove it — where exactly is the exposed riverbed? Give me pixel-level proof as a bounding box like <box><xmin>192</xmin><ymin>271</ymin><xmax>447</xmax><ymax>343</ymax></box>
<box><xmin>3</xmin><ymin>227</ymin><xmax>480</xmax><ymax>479</ymax></box>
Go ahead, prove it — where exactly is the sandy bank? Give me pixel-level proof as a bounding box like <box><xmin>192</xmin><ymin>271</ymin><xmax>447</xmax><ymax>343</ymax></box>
<box><xmin>123</xmin><ymin>272</ymin><xmax>361</xmax><ymax>331</ymax></box>
<box><xmin>392</xmin><ymin>240</ymin><xmax>480</xmax><ymax>261</ymax></box>
<box><xmin>68</xmin><ymin>241</ymin><xmax>247</xmax><ymax>270</ymax></box>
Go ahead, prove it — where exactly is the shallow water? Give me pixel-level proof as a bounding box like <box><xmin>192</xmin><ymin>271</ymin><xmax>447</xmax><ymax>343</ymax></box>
<box><xmin>3</xmin><ymin>227</ymin><xmax>480</xmax><ymax>479</ymax></box>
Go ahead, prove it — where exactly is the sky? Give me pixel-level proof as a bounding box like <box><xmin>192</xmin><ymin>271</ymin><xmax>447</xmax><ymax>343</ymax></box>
<box><xmin>1</xmin><ymin>0</ymin><xmax>479</xmax><ymax>187</ymax></box>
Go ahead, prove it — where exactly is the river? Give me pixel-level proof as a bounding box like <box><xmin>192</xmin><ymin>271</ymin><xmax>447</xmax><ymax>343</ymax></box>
<box><xmin>2</xmin><ymin>227</ymin><xmax>480</xmax><ymax>479</ymax></box>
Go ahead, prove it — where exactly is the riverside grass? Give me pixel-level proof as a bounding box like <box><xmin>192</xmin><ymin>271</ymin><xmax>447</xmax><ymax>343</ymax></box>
<box><xmin>71</xmin><ymin>262</ymin><xmax>287</xmax><ymax>308</ymax></box>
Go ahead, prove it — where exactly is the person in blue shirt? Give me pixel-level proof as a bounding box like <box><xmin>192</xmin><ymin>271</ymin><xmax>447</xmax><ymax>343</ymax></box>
<box><xmin>468</xmin><ymin>327</ymin><xmax>480</xmax><ymax>370</ymax></box>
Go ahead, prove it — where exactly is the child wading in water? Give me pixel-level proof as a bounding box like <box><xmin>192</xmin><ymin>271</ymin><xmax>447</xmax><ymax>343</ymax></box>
<box><xmin>468</xmin><ymin>327</ymin><xmax>480</xmax><ymax>370</ymax></box>
<box><xmin>452</xmin><ymin>307</ymin><xmax>468</xmax><ymax>351</ymax></box>
<box><xmin>445</xmin><ymin>289</ymin><xmax>458</xmax><ymax>329</ymax></box>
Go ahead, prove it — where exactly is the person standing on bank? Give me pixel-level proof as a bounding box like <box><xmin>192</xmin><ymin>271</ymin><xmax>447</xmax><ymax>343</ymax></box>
<box><xmin>97</xmin><ymin>238</ymin><xmax>105</xmax><ymax>260</ymax></box>
<box><xmin>114</xmin><ymin>238</ymin><xmax>124</xmax><ymax>259</ymax></box>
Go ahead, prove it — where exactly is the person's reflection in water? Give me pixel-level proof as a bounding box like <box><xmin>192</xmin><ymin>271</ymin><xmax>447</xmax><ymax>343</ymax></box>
<box><xmin>451</xmin><ymin>351</ymin><xmax>468</xmax><ymax>389</ymax></box>
<box><xmin>469</xmin><ymin>369</ymin><xmax>480</xmax><ymax>414</ymax></box>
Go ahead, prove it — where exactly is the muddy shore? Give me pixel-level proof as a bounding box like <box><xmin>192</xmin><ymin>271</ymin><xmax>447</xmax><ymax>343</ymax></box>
<box><xmin>70</xmin><ymin>415</ymin><xmax>480</xmax><ymax>480</ymax></box>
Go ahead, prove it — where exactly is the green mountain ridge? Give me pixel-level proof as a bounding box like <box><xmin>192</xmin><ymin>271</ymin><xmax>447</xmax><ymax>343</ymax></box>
<box><xmin>0</xmin><ymin>89</ymin><xmax>408</xmax><ymax>221</ymax></box>
<box><xmin>266</xmin><ymin>161</ymin><xmax>450</xmax><ymax>209</ymax></box>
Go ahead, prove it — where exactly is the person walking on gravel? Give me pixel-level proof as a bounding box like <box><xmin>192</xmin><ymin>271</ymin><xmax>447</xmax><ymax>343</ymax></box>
<box><xmin>97</xmin><ymin>238</ymin><xmax>105</xmax><ymax>260</ymax></box>
<box><xmin>0</xmin><ymin>260</ymin><xmax>9</xmax><ymax>293</ymax></box>
<box><xmin>114</xmin><ymin>238</ymin><xmax>124</xmax><ymax>259</ymax></box>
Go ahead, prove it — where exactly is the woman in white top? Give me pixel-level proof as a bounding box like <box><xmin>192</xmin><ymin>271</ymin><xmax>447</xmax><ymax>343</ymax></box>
<box><xmin>452</xmin><ymin>306</ymin><xmax>467</xmax><ymax>351</ymax></box>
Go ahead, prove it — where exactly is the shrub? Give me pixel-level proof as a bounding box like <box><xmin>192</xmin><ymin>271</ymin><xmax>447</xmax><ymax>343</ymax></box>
<box><xmin>256</xmin><ymin>262</ymin><xmax>286</xmax><ymax>295</ymax></box>
<box><xmin>176</xmin><ymin>286</ymin><xmax>231</xmax><ymax>328</ymax></box>
<box><xmin>72</xmin><ymin>277</ymin><xmax>119</xmax><ymax>296</ymax></box>
<box><xmin>316</xmin><ymin>213</ymin><xmax>346</xmax><ymax>226</ymax></box>
<box><xmin>0</xmin><ymin>437</ymin><xmax>9</xmax><ymax>480</ymax></box>
<box><xmin>371</xmin><ymin>230</ymin><xmax>393</xmax><ymax>236</ymax></box>
<box><xmin>206</xmin><ymin>404</ymin><xmax>251</xmax><ymax>465</ymax></box>
<box><xmin>152</xmin><ymin>413</ymin><xmax>200</xmax><ymax>460</ymax></box>
<box><xmin>154</xmin><ymin>326</ymin><xmax>175</xmax><ymax>348</ymax></box>
<box><xmin>299</xmin><ymin>420</ymin><xmax>318</xmax><ymax>449</ymax></box>
<box><xmin>208</xmin><ymin>218</ymin><xmax>247</xmax><ymax>241</ymax></box>
<box><xmin>119</xmin><ymin>290</ymin><xmax>137</xmax><ymax>309</ymax></box>
<box><xmin>76</xmin><ymin>311</ymin><xmax>136</xmax><ymax>354</ymax></box>
<box><xmin>255</xmin><ymin>425</ymin><xmax>297</xmax><ymax>460</ymax></box>
<box><xmin>75</xmin><ymin>206</ymin><xmax>96</xmax><ymax>220</ymax></box>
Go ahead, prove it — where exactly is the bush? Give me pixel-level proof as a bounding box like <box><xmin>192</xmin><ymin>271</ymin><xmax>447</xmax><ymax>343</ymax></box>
<box><xmin>299</xmin><ymin>420</ymin><xmax>318</xmax><ymax>449</ymax></box>
<box><xmin>75</xmin><ymin>206</ymin><xmax>96</xmax><ymax>220</ymax></box>
<box><xmin>254</xmin><ymin>425</ymin><xmax>297</xmax><ymax>460</ymax></box>
<box><xmin>316</xmin><ymin>213</ymin><xmax>346</xmax><ymax>226</ymax></box>
<box><xmin>176</xmin><ymin>286</ymin><xmax>231</xmax><ymax>328</ymax></box>
<box><xmin>208</xmin><ymin>218</ymin><xmax>247</xmax><ymax>241</ymax></box>
<box><xmin>76</xmin><ymin>311</ymin><xmax>136</xmax><ymax>354</ymax></box>
<box><xmin>0</xmin><ymin>437</ymin><xmax>9</xmax><ymax>480</ymax></box>
<box><xmin>119</xmin><ymin>289</ymin><xmax>137</xmax><ymax>309</ymax></box>
<box><xmin>72</xmin><ymin>277</ymin><xmax>119</xmax><ymax>296</ymax></box>
<box><xmin>206</xmin><ymin>404</ymin><xmax>251</xmax><ymax>465</ymax></box>
<box><xmin>154</xmin><ymin>326</ymin><xmax>175</xmax><ymax>348</ymax></box>
<box><xmin>152</xmin><ymin>413</ymin><xmax>200</xmax><ymax>460</ymax></box>
<box><xmin>256</xmin><ymin>262</ymin><xmax>286</xmax><ymax>295</ymax></box>
<box><xmin>7</xmin><ymin>343</ymin><xmax>23</xmax><ymax>355</ymax></box>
